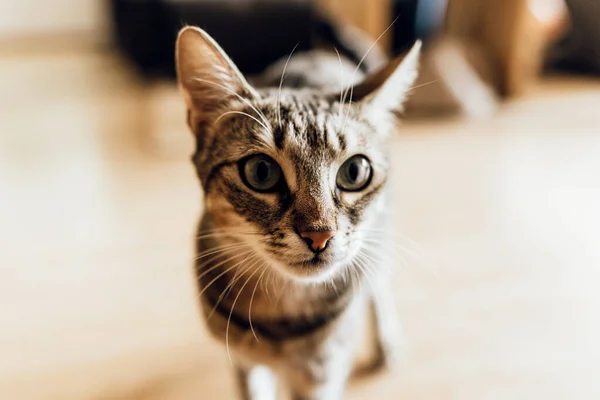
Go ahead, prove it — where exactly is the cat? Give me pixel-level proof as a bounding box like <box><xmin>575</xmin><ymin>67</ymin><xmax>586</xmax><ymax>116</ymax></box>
<box><xmin>175</xmin><ymin>25</ymin><xmax>420</xmax><ymax>400</ymax></box>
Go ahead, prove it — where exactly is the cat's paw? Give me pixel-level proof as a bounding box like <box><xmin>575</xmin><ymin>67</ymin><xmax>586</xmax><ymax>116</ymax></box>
<box><xmin>352</xmin><ymin>339</ymin><xmax>401</xmax><ymax>379</ymax></box>
<box><xmin>374</xmin><ymin>336</ymin><xmax>402</xmax><ymax>371</ymax></box>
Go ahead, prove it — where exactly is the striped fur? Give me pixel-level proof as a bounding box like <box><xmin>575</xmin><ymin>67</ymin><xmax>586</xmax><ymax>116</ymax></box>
<box><xmin>176</xmin><ymin>26</ymin><xmax>420</xmax><ymax>400</ymax></box>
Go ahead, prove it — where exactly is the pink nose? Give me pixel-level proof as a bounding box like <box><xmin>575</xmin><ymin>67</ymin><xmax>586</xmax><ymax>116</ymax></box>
<box><xmin>300</xmin><ymin>231</ymin><xmax>335</xmax><ymax>252</ymax></box>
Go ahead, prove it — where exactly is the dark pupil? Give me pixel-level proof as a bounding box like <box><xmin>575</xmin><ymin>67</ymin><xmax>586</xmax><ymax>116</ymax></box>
<box><xmin>256</xmin><ymin>161</ymin><xmax>270</xmax><ymax>182</ymax></box>
<box><xmin>348</xmin><ymin>162</ymin><xmax>359</xmax><ymax>182</ymax></box>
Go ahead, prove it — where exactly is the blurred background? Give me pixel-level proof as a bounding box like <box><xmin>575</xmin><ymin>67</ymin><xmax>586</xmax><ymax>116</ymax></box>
<box><xmin>1</xmin><ymin>0</ymin><xmax>600</xmax><ymax>399</ymax></box>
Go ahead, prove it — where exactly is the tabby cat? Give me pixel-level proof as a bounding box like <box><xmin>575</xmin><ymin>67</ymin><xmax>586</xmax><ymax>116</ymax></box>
<box><xmin>176</xmin><ymin>25</ymin><xmax>420</xmax><ymax>400</ymax></box>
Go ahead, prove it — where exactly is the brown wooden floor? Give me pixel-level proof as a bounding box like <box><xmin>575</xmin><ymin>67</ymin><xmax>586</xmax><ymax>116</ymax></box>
<box><xmin>1</xmin><ymin>50</ymin><xmax>600</xmax><ymax>399</ymax></box>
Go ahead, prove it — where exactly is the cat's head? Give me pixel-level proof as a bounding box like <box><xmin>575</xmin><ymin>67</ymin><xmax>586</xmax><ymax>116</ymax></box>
<box><xmin>176</xmin><ymin>27</ymin><xmax>420</xmax><ymax>283</ymax></box>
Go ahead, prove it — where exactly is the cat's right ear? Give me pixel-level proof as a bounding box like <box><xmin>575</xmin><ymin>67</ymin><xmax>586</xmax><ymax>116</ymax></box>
<box><xmin>344</xmin><ymin>41</ymin><xmax>421</xmax><ymax>135</ymax></box>
<box><xmin>176</xmin><ymin>26</ymin><xmax>258</xmax><ymax>135</ymax></box>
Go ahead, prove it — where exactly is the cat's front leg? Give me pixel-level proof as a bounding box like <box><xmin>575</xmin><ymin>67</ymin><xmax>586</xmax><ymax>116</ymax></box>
<box><xmin>368</xmin><ymin>272</ymin><xmax>402</xmax><ymax>371</ymax></box>
<box><xmin>234</xmin><ymin>363</ymin><xmax>278</xmax><ymax>400</ymax></box>
<box><xmin>284</xmin><ymin>339</ymin><xmax>356</xmax><ymax>400</ymax></box>
<box><xmin>287</xmin><ymin>357</ymin><xmax>353</xmax><ymax>400</ymax></box>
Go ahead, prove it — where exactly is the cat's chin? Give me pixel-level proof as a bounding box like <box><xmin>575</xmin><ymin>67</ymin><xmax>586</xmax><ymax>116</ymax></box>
<box><xmin>270</xmin><ymin>256</ymin><xmax>349</xmax><ymax>284</ymax></box>
<box><xmin>289</xmin><ymin>253</ymin><xmax>329</xmax><ymax>268</ymax></box>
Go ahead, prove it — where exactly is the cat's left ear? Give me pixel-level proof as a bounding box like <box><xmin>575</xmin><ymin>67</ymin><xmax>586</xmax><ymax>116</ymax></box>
<box><xmin>353</xmin><ymin>41</ymin><xmax>422</xmax><ymax>129</ymax></box>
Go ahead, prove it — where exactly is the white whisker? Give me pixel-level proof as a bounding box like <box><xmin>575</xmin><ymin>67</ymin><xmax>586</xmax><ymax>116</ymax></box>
<box><xmin>206</xmin><ymin>254</ymin><xmax>263</xmax><ymax>320</ymax></box>
<box><xmin>333</xmin><ymin>47</ymin><xmax>345</xmax><ymax>119</ymax></box>
<box><xmin>354</xmin><ymin>253</ymin><xmax>384</xmax><ymax>307</ymax></box>
<box><xmin>195</xmin><ymin>248</ymin><xmax>254</xmax><ymax>275</ymax></box>
<box><xmin>340</xmin><ymin>15</ymin><xmax>400</xmax><ymax>133</ymax></box>
<box><xmin>249</xmin><ymin>264</ymin><xmax>269</xmax><ymax>342</ymax></box>
<box><xmin>196</xmin><ymin>249</ymin><xmax>257</xmax><ymax>295</ymax></box>
<box><xmin>263</xmin><ymin>268</ymin><xmax>275</xmax><ymax>302</ymax></box>
<box><xmin>191</xmin><ymin>77</ymin><xmax>272</xmax><ymax>129</ymax></box>
<box><xmin>350</xmin><ymin>268</ymin><xmax>361</xmax><ymax>294</ymax></box>
<box><xmin>409</xmin><ymin>80</ymin><xmax>438</xmax><ymax>91</ymax></box>
<box><xmin>359</xmin><ymin>240</ymin><xmax>408</xmax><ymax>269</ymax></box>
<box><xmin>195</xmin><ymin>242</ymin><xmax>249</xmax><ymax>261</ymax></box>
<box><xmin>360</xmin><ymin>240</ymin><xmax>440</xmax><ymax>278</ymax></box>
<box><xmin>277</xmin><ymin>42</ymin><xmax>300</xmax><ymax>129</ymax></box>
<box><xmin>196</xmin><ymin>253</ymin><xmax>248</xmax><ymax>280</ymax></box>
<box><xmin>226</xmin><ymin>265</ymin><xmax>262</xmax><ymax>364</ymax></box>
<box><xmin>195</xmin><ymin>230</ymin><xmax>260</xmax><ymax>240</ymax></box>
<box><xmin>216</xmin><ymin>110</ymin><xmax>271</xmax><ymax>133</ymax></box>
<box><xmin>329</xmin><ymin>278</ymin><xmax>340</xmax><ymax>299</ymax></box>
<box><xmin>357</xmin><ymin>228</ymin><xmax>424</xmax><ymax>251</ymax></box>
<box><xmin>361</xmin><ymin>238</ymin><xmax>418</xmax><ymax>263</ymax></box>
<box><xmin>354</xmin><ymin>253</ymin><xmax>377</xmax><ymax>284</ymax></box>
<box><xmin>341</xmin><ymin>15</ymin><xmax>400</xmax><ymax>107</ymax></box>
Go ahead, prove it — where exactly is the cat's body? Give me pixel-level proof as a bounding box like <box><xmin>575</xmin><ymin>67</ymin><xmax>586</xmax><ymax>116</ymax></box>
<box><xmin>176</xmin><ymin>26</ymin><xmax>420</xmax><ymax>400</ymax></box>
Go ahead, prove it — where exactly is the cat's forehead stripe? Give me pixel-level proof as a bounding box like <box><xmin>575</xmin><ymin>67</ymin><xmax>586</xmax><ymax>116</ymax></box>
<box><xmin>253</xmin><ymin>95</ymin><xmax>349</xmax><ymax>158</ymax></box>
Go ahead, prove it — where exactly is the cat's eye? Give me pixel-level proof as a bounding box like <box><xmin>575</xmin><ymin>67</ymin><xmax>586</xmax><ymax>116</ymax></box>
<box><xmin>336</xmin><ymin>155</ymin><xmax>372</xmax><ymax>192</ymax></box>
<box><xmin>240</xmin><ymin>154</ymin><xmax>283</xmax><ymax>192</ymax></box>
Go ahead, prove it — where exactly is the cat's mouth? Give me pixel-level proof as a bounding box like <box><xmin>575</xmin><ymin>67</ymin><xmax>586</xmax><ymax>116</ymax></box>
<box><xmin>290</xmin><ymin>254</ymin><xmax>329</xmax><ymax>268</ymax></box>
<box><xmin>272</xmin><ymin>249</ymin><xmax>357</xmax><ymax>282</ymax></box>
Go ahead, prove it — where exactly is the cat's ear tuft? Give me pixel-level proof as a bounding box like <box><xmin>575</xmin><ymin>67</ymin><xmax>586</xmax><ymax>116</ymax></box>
<box><xmin>354</xmin><ymin>40</ymin><xmax>422</xmax><ymax>126</ymax></box>
<box><xmin>176</xmin><ymin>26</ymin><xmax>258</xmax><ymax>133</ymax></box>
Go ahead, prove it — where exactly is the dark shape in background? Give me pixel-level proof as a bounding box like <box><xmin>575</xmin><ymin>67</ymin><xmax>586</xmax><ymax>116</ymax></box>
<box><xmin>109</xmin><ymin>0</ymin><xmax>443</xmax><ymax>81</ymax></box>
<box><xmin>547</xmin><ymin>0</ymin><xmax>600</xmax><ymax>74</ymax></box>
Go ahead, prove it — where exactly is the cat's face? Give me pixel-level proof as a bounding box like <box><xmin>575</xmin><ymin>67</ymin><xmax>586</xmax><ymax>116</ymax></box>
<box><xmin>194</xmin><ymin>91</ymin><xmax>390</xmax><ymax>282</ymax></box>
<box><xmin>176</xmin><ymin>27</ymin><xmax>420</xmax><ymax>283</ymax></box>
